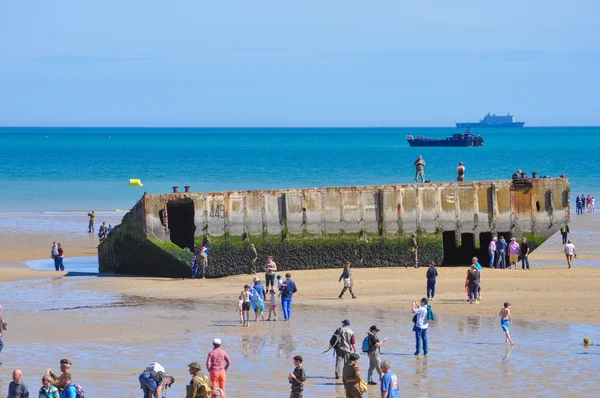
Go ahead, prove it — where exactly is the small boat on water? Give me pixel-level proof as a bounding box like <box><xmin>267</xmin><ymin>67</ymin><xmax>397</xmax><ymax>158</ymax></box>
<box><xmin>406</xmin><ymin>129</ymin><xmax>484</xmax><ymax>147</ymax></box>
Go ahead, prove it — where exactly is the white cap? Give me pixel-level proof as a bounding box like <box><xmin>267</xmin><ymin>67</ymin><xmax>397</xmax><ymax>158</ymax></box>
<box><xmin>213</xmin><ymin>338</ymin><xmax>222</xmax><ymax>345</ymax></box>
<box><xmin>253</xmin><ymin>277</ymin><xmax>259</xmax><ymax>282</ymax></box>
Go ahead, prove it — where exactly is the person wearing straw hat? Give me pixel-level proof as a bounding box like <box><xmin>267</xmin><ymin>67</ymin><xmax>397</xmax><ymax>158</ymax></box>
<box><xmin>186</xmin><ymin>361</ymin><xmax>212</xmax><ymax>398</ymax></box>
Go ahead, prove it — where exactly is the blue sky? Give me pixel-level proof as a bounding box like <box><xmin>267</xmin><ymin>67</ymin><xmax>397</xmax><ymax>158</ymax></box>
<box><xmin>1</xmin><ymin>1</ymin><xmax>598</xmax><ymax>127</ymax></box>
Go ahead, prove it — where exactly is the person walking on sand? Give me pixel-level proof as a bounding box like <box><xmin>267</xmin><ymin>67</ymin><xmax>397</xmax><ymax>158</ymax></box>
<box><xmin>365</xmin><ymin>325</ymin><xmax>387</xmax><ymax>386</ymax></box>
<box><xmin>564</xmin><ymin>239</ymin><xmax>577</xmax><ymax>269</ymax></box>
<box><xmin>466</xmin><ymin>265</ymin><xmax>480</xmax><ymax>304</ymax></box>
<box><xmin>333</xmin><ymin>320</ymin><xmax>357</xmax><ymax>380</ymax></box>
<box><xmin>241</xmin><ymin>285</ymin><xmax>251</xmax><ymax>327</ymax></box>
<box><xmin>186</xmin><ymin>361</ymin><xmax>212</xmax><ymax>398</ymax></box>
<box><xmin>499</xmin><ymin>302</ymin><xmax>514</xmax><ymax>345</ymax></box>
<box><xmin>264</xmin><ymin>256</ymin><xmax>277</xmax><ymax>292</ymax></box>
<box><xmin>414</xmin><ymin>156</ymin><xmax>426</xmax><ymax>183</ymax></box>
<box><xmin>87</xmin><ymin>210</ymin><xmax>95</xmax><ymax>233</ymax></box>
<box><xmin>279</xmin><ymin>273</ymin><xmax>297</xmax><ymax>321</ymax></box>
<box><xmin>488</xmin><ymin>236</ymin><xmax>497</xmax><ymax>268</ymax></box>
<box><xmin>457</xmin><ymin>161</ymin><xmax>465</xmax><ymax>182</ymax></box>
<box><xmin>520</xmin><ymin>237</ymin><xmax>531</xmax><ymax>270</ymax></box>
<box><xmin>206</xmin><ymin>338</ymin><xmax>231</xmax><ymax>397</ymax></box>
<box><xmin>472</xmin><ymin>257</ymin><xmax>482</xmax><ymax>300</ymax></box>
<box><xmin>248</xmin><ymin>243</ymin><xmax>258</xmax><ymax>274</ymax></box>
<box><xmin>288</xmin><ymin>355</ymin><xmax>306</xmax><ymax>398</ymax></box>
<box><xmin>338</xmin><ymin>262</ymin><xmax>357</xmax><ymax>299</ymax></box>
<box><xmin>409</xmin><ymin>233</ymin><xmax>418</xmax><ymax>268</ymax></box>
<box><xmin>0</xmin><ymin>305</ymin><xmax>6</xmax><ymax>364</ymax></box>
<box><xmin>51</xmin><ymin>242</ymin><xmax>60</xmax><ymax>271</ymax></box>
<box><xmin>508</xmin><ymin>238</ymin><xmax>519</xmax><ymax>270</ymax></box>
<box><xmin>560</xmin><ymin>224</ymin><xmax>570</xmax><ymax>244</ymax></box>
<box><xmin>342</xmin><ymin>353</ymin><xmax>364</xmax><ymax>398</ymax></box>
<box><xmin>411</xmin><ymin>298</ymin><xmax>429</xmax><ymax>356</ymax></box>
<box><xmin>8</xmin><ymin>369</ymin><xmax>29</xmax><ymax>398</ymax></box>
<box><xmin>496</xmin><ymin>236</ymin><xmax>507</xmax><ymax>269</ymax></box>
<box><xmin>425</xmin><ymin>262</ymin><xmax>438</xmax><ymax>301</ymax></box>
<box><xmin>380</xmin><ymin>360</ymin><xmax>400</xmax><ymax>398</ymax></box>
<box><xmin>56</xmin><ymin>243</ymin><xmax>65</xmax><ymax>271</ymax></box>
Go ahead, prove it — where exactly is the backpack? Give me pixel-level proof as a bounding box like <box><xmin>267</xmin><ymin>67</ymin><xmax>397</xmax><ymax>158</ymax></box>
<box><xmin>329</xmin><ymin>332</ymin><xmax>340</xmax><ymax>349</ymax></box>
<box><xmin>66</xmin><ymin>384</ymin><xmax>85</xmax><ymax>398</ymax></box>
<box><xmin>361</xmin><ymin>334</ymin><xmax>372</xmax><ymax>353</ymax></box>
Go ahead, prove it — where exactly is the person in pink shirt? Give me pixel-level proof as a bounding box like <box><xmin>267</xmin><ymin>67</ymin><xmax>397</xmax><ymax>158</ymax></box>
<box><xmin>488</xmin><ymin>237</ymin><xmax>497</xmax><ymax>268</ymax></box>
<box><xmin>508</xmin><ymin>238</ymin><xmax>520</xmax><ymax>270</ymax></box>
<box><xmin>206</xmin><ymin>338</ymin><xmax>231</xmax><ymax>397</ymax></box>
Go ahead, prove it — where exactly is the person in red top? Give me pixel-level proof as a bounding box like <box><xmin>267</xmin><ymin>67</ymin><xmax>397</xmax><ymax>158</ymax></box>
<box><xmin>56</xmin><ymin>243</ymin><xmax>65</xmax><ymax>271</ymax></box>
<box><xmin>206</xmin><ymin>338</ymin><xmax>231</xmax><ymax>397</ymax></box>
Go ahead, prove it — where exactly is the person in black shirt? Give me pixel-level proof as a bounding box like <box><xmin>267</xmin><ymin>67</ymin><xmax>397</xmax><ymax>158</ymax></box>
<box><xmin>425</xmin><ymin>263</ymin><xmax>438</xmax><ymax>301</ymax></box>
<box><xmin>520</xmin><ymin>237</ymin><xmax>530</xmax><ymax>270</ymax></box>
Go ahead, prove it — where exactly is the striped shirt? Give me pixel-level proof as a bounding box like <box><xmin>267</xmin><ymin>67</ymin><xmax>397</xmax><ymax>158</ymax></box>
<box><xmin>39</xmin><ymin>385</ymin><xmax>60</xmax><ymax>398</ymax></box>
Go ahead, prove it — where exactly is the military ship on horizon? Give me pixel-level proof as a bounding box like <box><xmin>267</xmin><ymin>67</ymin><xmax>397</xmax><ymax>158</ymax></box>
<box><xmin>456</xmin><ymin>113</ymin><xmax>525</xmax><ymax>129</ymax></box>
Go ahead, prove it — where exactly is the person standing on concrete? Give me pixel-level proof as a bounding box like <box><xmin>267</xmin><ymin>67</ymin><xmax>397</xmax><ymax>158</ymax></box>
<box><xmin>488</xmin><ymin>236</ymin><xmax>497</xmax><ymax>268</ymax></box>
<box><xmin>248</xmin><ymin>243</ymin><xmax>258</xmax><ymax>274</ymax></box>
<box><xmin>365</xmin><ymin>325</ymin><xmax>387</xmax><ymax>385</ymax></box>
<box><xmin>409</xmin><ymin>233</ymin><xmax>418</xmax><ymax>268</ymax></box>
<box><xmin>414</xmin><ymin>156</ymin><xmax>426</xmax><ymax>183</ymax></box>
<box><xmin>457</xmin><ymin>162</ymin><xmax>465</xmax><ymax>182</ymax></box>
<box><xmin>288</xmin><ymin>355</ymin><xmax>306</xmax><ymax>398</ymax></box>
<box><xmin>380</xmin><ymin>360</ymin><xmax>400</xmax><ymax>398</ymax></box>
<box><xmin>425</xmin><ymin>263</ymin><xmax>438</xmax><ymax>301</ymax></box>
<box><xmin>338</xmin><ymin>262</ymin><xmax>357</xmax><ymax>299</ymax></box>
<box><xmin>560</xmin><ymin>224</ymin><xmax>569</xmax><ymax>244</ymax></box>
<box><xmin>279</xmin><ymin>273</ymin><xmax>297</xmax><ymax>321</ymax></box>
<box><xmin>334</xmin><ymin>320</ymin><xmax>357</xmax><ymax>380</ymax></box>
<box><xmin>7</xmin><ymin>369</ymin><xmax>29</xmax><ymax>398</ymax></box>
<box><xmin>411</xmin><ymin>298</ymin><xmax>429</xmax><ymax>356</ymax></box>
<box><xmin>342</xmin><ymin>353</ymin><xmax>364</xmax><ymax>398</ymax></box>
<box><xmin>186</xmin><ymin>361</ymin><xmax>212</xmax><ymax>398</ymax></box>
<box><xmin>206</xmin><ymin>338</ymin><xmax>231</xmax><ymax>397</ymax></box>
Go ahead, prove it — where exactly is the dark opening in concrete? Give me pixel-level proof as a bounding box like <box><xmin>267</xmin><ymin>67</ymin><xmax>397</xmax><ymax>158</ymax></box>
<box><xmin>166</xmin><ymin>199</ymin><xmax>195</xmax><ymax>251</ymax></box>
<box><xmin>536</xmin><ymin>201</ymin><xmax>541</xmax><ymax>212</ymax></box>
<box><xmin>479</xmin><ymin>232</ymin><xmax>493</xmax><ymax>266</ymax></box>
<box><xmin>443</xmin><ymin>232</ymin><xmax>486</xmax><ymax>266</ymax></box>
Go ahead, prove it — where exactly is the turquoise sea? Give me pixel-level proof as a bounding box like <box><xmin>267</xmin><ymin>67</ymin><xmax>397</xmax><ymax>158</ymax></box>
<box><xmin>1</xmin><ymin>127</ymin><xmax>599</xmax><ymax>213</ymax></box>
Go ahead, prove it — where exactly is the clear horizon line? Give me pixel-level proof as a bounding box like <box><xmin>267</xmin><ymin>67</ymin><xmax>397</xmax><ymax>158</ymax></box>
<box><xmin>1</xmin><ymin>125</ymin><xmax>599</xmax><ymax>129</ymax></box>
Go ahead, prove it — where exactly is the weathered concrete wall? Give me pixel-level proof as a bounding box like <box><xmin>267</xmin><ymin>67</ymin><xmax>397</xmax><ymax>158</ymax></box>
<box><xmin>146</xmin><ymin>178</ymin><xmax>569</xmax><ymax>243</ymax></box>
<box><xmin>99</xmin><ymin>178</ymin><xmax>570</xmax><ymax>277</ymax></box>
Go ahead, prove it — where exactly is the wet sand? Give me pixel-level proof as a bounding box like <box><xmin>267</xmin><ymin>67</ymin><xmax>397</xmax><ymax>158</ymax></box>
<box><xmin>0</xmin><ymin>212</ymin><xmax>599</xmax><ymax>396</ymax></box>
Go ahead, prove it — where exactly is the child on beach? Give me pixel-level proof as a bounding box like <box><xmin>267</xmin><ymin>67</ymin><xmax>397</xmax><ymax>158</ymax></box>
<box><xmin>267</xmin><ymin>289</ymin><xmax>278</xmax><ymax>321</ymax></box>
<box><xmin>236</xmin><ymin>295</ymin><xmax>243</xmax><ymax>323</ymax></box>
<box><xmin>241</xmin><ymin>285</ymin><xmax>251</xmax><ymax>327</ymax></box>
<box><xmin>499</xmin><ymin>302</ymin><xmax>514</xmax><ymax>345</ymax></box>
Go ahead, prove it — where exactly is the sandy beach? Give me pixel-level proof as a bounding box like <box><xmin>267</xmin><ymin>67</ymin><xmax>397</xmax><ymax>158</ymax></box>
<box><xmin>1</xmin><ymin>212</ymin><xmax>599</xmax><ymax>325</ymax></box>
<box><xmin>1</xmin><ymin>212</ymin><xmax>599</xmax><ymax>397</ymax></box>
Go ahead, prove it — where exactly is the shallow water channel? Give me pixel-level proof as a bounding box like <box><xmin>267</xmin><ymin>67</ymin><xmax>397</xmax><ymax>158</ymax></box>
<box><xmin>0</xmin><ymin>276</ymin><xmax>598</xmax><ymax>397</ymax></box>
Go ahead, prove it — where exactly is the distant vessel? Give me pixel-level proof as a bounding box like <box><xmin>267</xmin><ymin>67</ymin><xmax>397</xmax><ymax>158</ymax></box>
<box><xmin>406</xmin><ymin>130</ymin><xmax>484</xmax><ymax>147</ymax></box>
<box><xmin>456</xmin><ymin>113</ymin><xmax>525</xmax><ymax>129</ymax></box>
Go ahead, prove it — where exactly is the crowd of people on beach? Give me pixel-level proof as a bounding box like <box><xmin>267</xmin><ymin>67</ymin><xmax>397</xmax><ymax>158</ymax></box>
<box><xmin>575</xmin><ymin>194</ymin><xmax>595</xmax><ymax>215</ymax></box>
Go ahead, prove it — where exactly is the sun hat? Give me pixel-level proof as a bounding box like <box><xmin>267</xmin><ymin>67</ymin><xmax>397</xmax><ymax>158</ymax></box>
<box><xmin>213</xmin><ymin>338</ymin><xmax>222</xmax><ymax>345</ymax></box>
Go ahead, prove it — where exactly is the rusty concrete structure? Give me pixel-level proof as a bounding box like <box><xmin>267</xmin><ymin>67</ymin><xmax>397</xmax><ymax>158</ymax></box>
<box><xmin>99</xmin><ymin>177</ymin><xmax>570</xmax><ymax>277</ymax></box>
